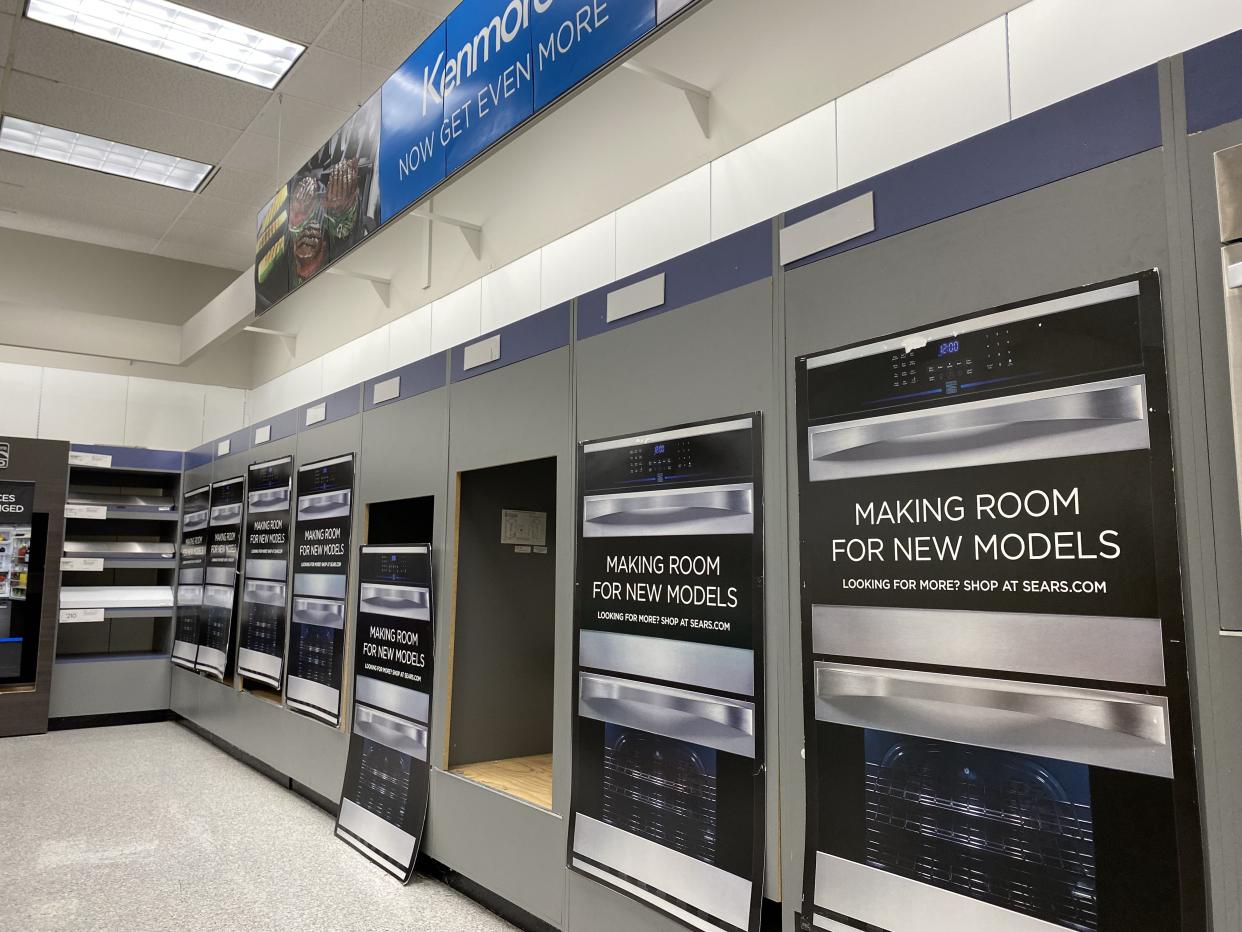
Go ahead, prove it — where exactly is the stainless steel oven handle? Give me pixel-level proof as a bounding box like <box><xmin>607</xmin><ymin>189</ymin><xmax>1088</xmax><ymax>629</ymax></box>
<box><xmin>580</xmin><ymin>673</ymin><xmax>754</xmax><ymax>734</ymax></box>
<box><xmin>810</xmin><ymin>380</ymin><xmax>1145</xmax><ymax>462</ymax></box>
<box><xmin>583</xmin><ymin>483</ymin><xmax>753</xmax><ymax>524</ymax></box>
<box><xmin>815</xmin><ymin>664</ymin><xmax>1167</xmax><ymax>745</ymax></box>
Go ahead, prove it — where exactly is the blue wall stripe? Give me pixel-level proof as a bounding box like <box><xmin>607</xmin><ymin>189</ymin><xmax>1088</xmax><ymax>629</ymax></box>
<box><xmin>71</xmin><ymin>443</ymin><xmax>184</xmax><ymax>472</ymax></box>
<box><xmin>450</xmin><ymin>303</ymin><xmax>570</xmax><ymax>382</ymax></box>
<box><xmin>1184</xmin><ymin>28</ymin><xmax>1242</xmax><ymax>134</ymax></box>
<box><xmin>364</xmin><ymin>352</ymin><xmax>447</xmax><ymax>410</ymax></box>
<box><xmin>298</xmin><ymin>385</ymin><xmax>362</xmax><ymax>432</ymax></box>
<box><xmin>577</xmin><ymin>222</ymin><xmax>773</xmax><ymax>340</ymax></box>
<box><xmin>185</xmin><ymin>443</ymin><xmax>213</xmax><ymax>471</ymax></box>
<box><xmin>251</xmin><ymin>410</ymin><xmax>299</xmax><ymax>446</ymax></box>
<box><xmin>785</xmin><ymin>66</ymin><xmax>1162</xmax><ymax>271</ymax></box>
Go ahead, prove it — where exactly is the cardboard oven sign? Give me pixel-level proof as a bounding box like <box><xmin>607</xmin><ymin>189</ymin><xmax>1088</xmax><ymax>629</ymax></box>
<box><xmin>171</xmin><ymin>485</ymin><xmax>211</xmax><ymax>670</ymax></box>
<box><xmin>194</xmin><ymin>477</ymin><xmax>244</xmax><ymax>680</ymax></box>
<box><xmin>237</xmin><ymin>456</ymin><xmax>294</xmax><ymax>690</ymax></box>
<box><xmin>568</xmin><ymin>414</ymin><xmax>766</xmax><ymax>932</ymax></box>
<box><xmin>336</xmin><ymin>545</ymin><xmax>435</xmax><ymax>883</ymax></box>
<box><xmin>794</xmin><ymin>273</ymin><xmax>1204</xmax><ymax>932</ymax></box>
<box><xmin>286</xmin><ymin>454</ymin><xmax>355</xmax><ymax>726</ymax></box>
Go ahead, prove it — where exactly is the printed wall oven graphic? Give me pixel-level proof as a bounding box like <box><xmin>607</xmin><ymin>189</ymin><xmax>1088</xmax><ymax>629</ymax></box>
<box><xmin>569</xmin><ymin>414</ymin><xmax>766</xmax><ymax>932</ymax></box>
<box><xmin>171</xmin><ymin>485</ymin><xmax>210</xmax><ymax>670</ymax></box>
<box><xmin>286</xmin><ymin>454</ymin><xmax>355</xmax><ymax>726</ymax></box>
<box><xmin>193</xmin><ymin>476</ymin><xmax>244</xmax><ymax>680</ymax></box>
<box><xmin>336</xmin><ymin>545</ymin><xmax>435</xmax><ymax>882</ymax></box>
<box><xmin>237</xmin><ymin>456</ymin><xmax>294</xmax><ymax>690</ymax></box>
<box><xmin>0</xmin><ymin>481</ymin><xmax>40</xmax><ymax>684</ymax></box>
<box><xmin>795</xmin><ymin>273</ymin><xmax>1205</xmax><ymax>932</ymax></box>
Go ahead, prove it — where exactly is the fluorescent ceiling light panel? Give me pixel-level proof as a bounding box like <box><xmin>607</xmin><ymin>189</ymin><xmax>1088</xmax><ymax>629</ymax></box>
<box><xmin>25</xmin><ymin>0</ymin><xmax>305</xmax><ymax>88</ymax></box>
<box><xmin>0</xmin><ymin>116</ymin><xmax>213</xmax><ymax>191</ymax></box>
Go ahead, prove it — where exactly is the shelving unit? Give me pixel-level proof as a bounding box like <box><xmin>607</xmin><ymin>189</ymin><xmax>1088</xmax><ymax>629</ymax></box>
<box><xmin>50</xmin><ymin>446</ymin><xmax>183</xmax><ymax>720</ymax></box>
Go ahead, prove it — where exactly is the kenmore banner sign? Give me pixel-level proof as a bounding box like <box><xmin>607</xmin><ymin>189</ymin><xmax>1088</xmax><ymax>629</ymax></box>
<box><xmin>260</xmin><ymin>0</ymin><xmax>686</xmax><ymax>313</ymax></box>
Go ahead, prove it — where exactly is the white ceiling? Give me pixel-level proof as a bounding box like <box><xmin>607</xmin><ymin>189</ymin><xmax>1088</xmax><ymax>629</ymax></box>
<box><xmin>0</xmin><ymin>0</ymin><xmax>450</xmax><ymax>273</ymax></box>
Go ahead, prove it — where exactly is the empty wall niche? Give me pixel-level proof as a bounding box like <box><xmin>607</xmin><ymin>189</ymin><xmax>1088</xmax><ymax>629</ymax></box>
<box><xmin>448</xmin><ymin>457</ymin><xmax>556</xmax><ymax>810</ymax></box>
<box><xmin>367</xmin><ymin>496</ymin><xmax>435</xmax><ymax>545</ymax></box>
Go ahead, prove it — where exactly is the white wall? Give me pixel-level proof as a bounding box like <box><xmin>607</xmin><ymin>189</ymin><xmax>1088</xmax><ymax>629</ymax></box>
<box><xmin>8</xmin><ymin>362</ymin><xmax>246</xmax><ymax>450</ymax></box>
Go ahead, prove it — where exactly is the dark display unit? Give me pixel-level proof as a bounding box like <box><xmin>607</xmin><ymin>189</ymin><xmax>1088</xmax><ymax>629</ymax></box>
<box><xmin>286</xmin><ymin>453</ymin><xmax>355</xmax><ymax>727</ymax></box>
<box><xmin>569</xmin><ymin>415</ymin><xmax>767</xmax><ymax>932</ymax></box>
<box><xmin>57</xmin><ymin>461</ymin><xmax>180</xmax><ymax>660</ymax></box>
<box><xmin>795</xmin><ymin>274</ymin><xmax>1203</xmax><ymax>932</ymax></box>
<box><xmin>237</xmin><ymin>455</ymin><xmax>294</xmax><ymax>700</ymax></box>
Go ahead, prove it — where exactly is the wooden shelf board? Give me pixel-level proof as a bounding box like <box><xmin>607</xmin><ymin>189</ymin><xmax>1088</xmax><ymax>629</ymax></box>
<box><xmin>242</xmin><ymin>681</ymin><xmax>284</xmax><ymax>706</ymax></box>
<box><xmin>450</xmin><ymin>753</ymin><xmax>553</xmax><ymax>811</ymax></box>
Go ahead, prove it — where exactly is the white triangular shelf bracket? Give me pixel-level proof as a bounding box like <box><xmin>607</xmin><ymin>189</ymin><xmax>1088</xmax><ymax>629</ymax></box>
<box><xmin>325</xmin><ymin>267</ymin><xmax>394</xmax><ymax>308</ymax></box>
<box><xmin>621</xmin><ymin>60</ymin><xmax>711</xmax><ymax>139</ymax></box>
<box><xmin>413</xmin><ymin>205</ymin><xmax>484</xmax><ymax>261</ymax></box>
<box><xmin>243</xmin><ymin>325</ymin><xmax>297</xmax><ymax>356</ymax></box>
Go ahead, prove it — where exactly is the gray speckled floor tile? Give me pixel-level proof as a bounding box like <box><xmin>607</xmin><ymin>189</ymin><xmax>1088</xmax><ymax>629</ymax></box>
<box><xmin>0</xmin><ymin>722</ymin><xmax>517</xmax><ymax>932</ymax></box>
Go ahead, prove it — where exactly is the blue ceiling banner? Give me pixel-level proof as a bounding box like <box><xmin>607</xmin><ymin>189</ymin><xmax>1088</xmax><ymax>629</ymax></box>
<box><xmin>379</xmin><ymin>23</ymin><xmax>449</xmax><ymax>223</ymax></box>
<box><xmin>443</xmin><ymin>0</ymin><xmax>537</xmax><ymax>174</ymax></box>
<box><xmin>532</xmin><ymin>0</ymin><xmax>656</xmax><ymax>109</ymax></box>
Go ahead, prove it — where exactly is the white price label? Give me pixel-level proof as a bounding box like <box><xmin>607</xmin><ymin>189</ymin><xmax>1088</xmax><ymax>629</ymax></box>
<box><xmin>68</xmin><ymin>451</ymin><xmax>113</xmax><ymax>468</ymax></box>
<box><xmin>61</xmin><ymin>557</ymin><xmax>104</xmax><ymax>572</ymax></box>
<box><xmin>305</xmin><ymin>402</ymin><xmax>327</xmax><ymax>426</ymax></box>
<box><xmin>65</xmin><ymin>504</ymin><xmax>107</xmax><ymax>520</ymax></box>
<box><xmin>60</xmin><ymin>607</ymin><xmax>105</xmax><ymax>624</ymax></box>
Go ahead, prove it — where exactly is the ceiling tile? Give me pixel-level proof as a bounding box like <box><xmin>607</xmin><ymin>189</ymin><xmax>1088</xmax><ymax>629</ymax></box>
<box><xmin>220</xmin><ymin>130</ymin><xmax>279</xmax><ymax>177</ymax></box>
<box><xmin>318</xmin><ymin>0</ymin><xmax>443</xmax><ymax>74</ymax></box>
<box><xmin>180</xmin><ymin>0</ymin><xmax>345</xmax><ymax>47</ymax></box>
<box><xmin>3</xmin><ymin>71</ymin><xmax>240</xmax><ymax>164</ymax></box>
<box><xmin>13</xmin><ymin>21</ymin><xmax>269</xmax><ymax>130</ymax></box>
<box><xmin>0</xmin><ymin>13</ymin><xmax>12</xmax><ymax>63</ymax></box>
<box><xmin>198</xmin><ymin>167</ymin><xmax>276</xmax><ymax>206</ymax></box>
<box><xmin>250</xmin><ymin>93</ymin><xmax>352</xmax><ymax>147</ymax></box>
<box><xmin>276</xmin><ymin>46</ymin><xmax>387</xmax><ymax>112</ymax></box>
<box><xmin>0</xmin><ymin>152</ymin><xmax>192</xmax><ymax>219</ymax></box>
<box><xmin>178</xmin><ymin>195</ymin><xmax>253</xmax><ymax>232</ymax></box>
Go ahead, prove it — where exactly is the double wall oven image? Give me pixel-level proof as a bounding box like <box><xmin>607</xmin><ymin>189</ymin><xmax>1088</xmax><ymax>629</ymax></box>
<box><xmin>336</xmin><ymin>545</ymin><xmax>435</xmax><ymax>882</ymax></box>
<box><xmin>570</xmin><ymin>416</ymin><xmax>765</xmax><ymax>932</ymax></box>
<box><xmin>796</xmin><ymin>274</ymin><xmax>1203</xmax><ymax>932</ymax></box>
<box><xmin>287</xmin><ymin>454</ymin><xmax>355</xmax><ymax>725</ymax></box>
<box><xmin>238</xmin><ymin>457</ymin><xmax>295</xmax><ymax>689</ymax></box>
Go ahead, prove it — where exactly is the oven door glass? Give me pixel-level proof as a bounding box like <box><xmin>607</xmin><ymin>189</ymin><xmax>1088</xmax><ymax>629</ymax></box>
<box><xmin>864</xmin><ymin>730</ymin><xmax>1096</xmax><ymax>932</ymax></box>
<box><xmin>573</xmin><ymin>675</ymin><xmax>756</xmax><ymax>932</ymax></box>
<box><xmin>290</xmin><ymin>623</ymin><xmax>339</xmax><ymax>687</ymax></box>
<box><xmin>602</xmin><ymin>723</ymin><xmax>718</xmax><ymax>864</ymax></box>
